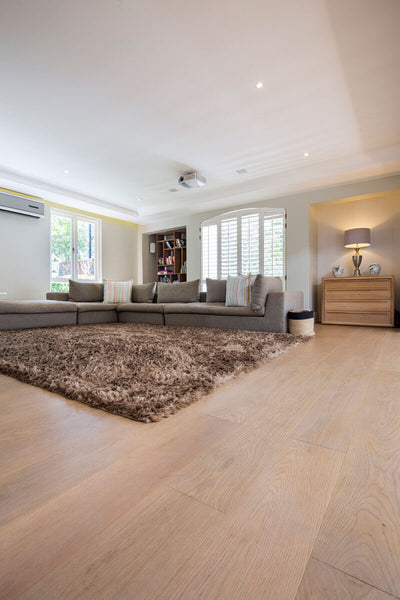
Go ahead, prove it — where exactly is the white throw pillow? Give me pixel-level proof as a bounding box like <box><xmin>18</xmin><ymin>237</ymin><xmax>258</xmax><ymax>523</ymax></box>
<box><xmin>103</xmin><ymin>280</ymin><xmax>133</xmax><ymax>303</ymax></box>
<box><xmin>225</xmin><ymin>275</ymin><xmax>254</xmax><ymax>307</ymax></box>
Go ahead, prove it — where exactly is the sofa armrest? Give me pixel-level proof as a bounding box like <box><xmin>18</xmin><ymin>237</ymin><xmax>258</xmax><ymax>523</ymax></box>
<box><xmin>46</xmin><ymin>292</ymin><xmax>70</xmax><ymax>301</ymax></box>
<box><xmin>263</xmin><ymin>291</ymin><xmax>304</xmax><ymax>333</ymax></box>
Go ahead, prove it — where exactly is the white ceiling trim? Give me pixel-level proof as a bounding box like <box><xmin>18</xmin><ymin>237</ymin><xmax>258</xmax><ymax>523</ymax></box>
<box><xmin>0</xmin><ymin>166</ymin><xmax>139</xmax><ymax>223</ymax></box>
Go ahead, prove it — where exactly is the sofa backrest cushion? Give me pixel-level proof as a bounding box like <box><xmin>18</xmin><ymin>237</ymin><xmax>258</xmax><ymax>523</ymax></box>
<box><xmin>157</xmin><ymin>279</ymin><xmax>200</xmax><ymax>303</ymax></box>
<box><xmin>69</xmin><ymin>280</ymin><xmax>104</xmax><ymax>302</ymax></box>
<box><xmin>250</xmin><ymin>275</ymin><xmax>283</xmax><ymax>311</ymax></box>
<box><xmin>132</xmin><ymin>282</ymin><xmax>156</xmax><ymax>303</ymax></box>
<box><xmin>103</xmin><ymin>280</ymin><xmax>133</xmax><ymax>303</ymax></box>
<box><xmin>206</xmin><ymin>278</ymin><xmax>226</xmax><ymax>303</ymax></box>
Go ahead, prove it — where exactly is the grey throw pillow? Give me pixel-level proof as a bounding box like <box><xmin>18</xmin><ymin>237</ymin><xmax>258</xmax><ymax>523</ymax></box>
<box><xmin>157</xmin><ymin>279</ymin><xmax>200</xmax><ymax>303</ymax></box>
<box><xmin>206</xmin><ymin>279</ymin><xmax>226</xmax><ymax>303</ymax></box>
<box><xmin>69</xmin><ymin>280</ymin><xmax>104</xmax><ymax>302</ymax></box>
<box><xmin>132</xmin><ymin>282</ymin><xmax>156</xmax><ymax>303</ymax></box>
<box><xmin>250</xmin><ymin>275</ymin><xmax>282</xmax><ymax>311</ymax></box>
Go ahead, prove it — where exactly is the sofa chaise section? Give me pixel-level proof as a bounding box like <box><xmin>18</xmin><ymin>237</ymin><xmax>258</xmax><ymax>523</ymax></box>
<box><xmin>46</xmin><ymin>291</ymin><xmax>118</xmax><ymax>324</ymax></box>
<box><xmin>0</xmin><ymin>300</ymin><xmax>77</xmax><ymax>331</ymax></box>
<box><xmin>164</xmin><ymin>291</ymin><xmax>304</xmax><ymax>333</ymax></box>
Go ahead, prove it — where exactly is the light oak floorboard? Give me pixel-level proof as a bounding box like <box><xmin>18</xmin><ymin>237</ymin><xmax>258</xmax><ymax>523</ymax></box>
<box><xmin>295</xmin><ymin>557</ymin><xmax>397</xmax><ymax>600</ymax></box>
<box><xmin>0</xmin><ymin>325</ymin><xmax>399</xmax><ymax>600</ymax></box>
<box><xmin>20</xmin><ymin>487</ymin><xmax>223</xmax><ymax>600</ymax></box>
<box><xmin>0</xmin><ymin>412</ymin><xmax>232</xmax><ymax>599</ymax></box>
<box><xmin>158</xmin><ymin>440</ymin><xmax>344</xmax><ymax>600</ymax></box>
<box><xmin>312</xmin><ymin>368</ymin><xmax>400</xmax><ymax>597</ymax></box>
<box><xmin>166</xmin><ymin>419</ymin><xmax>292</xmax><ymax>513</ymax></box>
<box><xmin>291</xmin><ymin>372</ymin><xmax>368</xmax><ymax>452</ymax></box>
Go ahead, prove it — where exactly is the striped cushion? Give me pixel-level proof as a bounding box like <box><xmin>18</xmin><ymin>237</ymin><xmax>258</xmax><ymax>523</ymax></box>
<box><xmin>103</xmin><ymin>280</ymin><xmax>133</xmax><ymax>303</ymax></box>
<box><xmin>225</xmin><ymin>275</ymin><xmax>254</xmax><ymax>307</ymax></box>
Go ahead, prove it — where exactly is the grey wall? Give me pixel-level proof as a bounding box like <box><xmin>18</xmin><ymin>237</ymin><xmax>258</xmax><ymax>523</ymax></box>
<box><xmin>141</xmin><ymin>175</ymin><xmax>400</xmax><ymax>309</ymax></box>
<box><xmin>0</xmin><ymin>202</ymin><xmax>139</xmax><ymax>300</ymax></box>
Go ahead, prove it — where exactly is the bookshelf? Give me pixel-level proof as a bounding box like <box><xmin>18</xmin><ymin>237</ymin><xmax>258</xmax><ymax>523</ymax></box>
<box><xmin>156</xmin><ymin>228</ymin><xmax>187</xmax><ymax>283</ymax></box>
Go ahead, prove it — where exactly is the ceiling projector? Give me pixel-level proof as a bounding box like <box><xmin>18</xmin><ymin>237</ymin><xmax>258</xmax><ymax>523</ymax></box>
<box><xmin>178</xmin><ymin>172</ymin><xmax>206</xmax><ymax>188</ymax></box>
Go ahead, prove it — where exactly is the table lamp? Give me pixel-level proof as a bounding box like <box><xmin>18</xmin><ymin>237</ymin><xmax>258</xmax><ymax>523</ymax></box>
<box><xmin>344</xmin><ymin>228</ymin><xmax>371</xmax><ymax>276</ymax></box>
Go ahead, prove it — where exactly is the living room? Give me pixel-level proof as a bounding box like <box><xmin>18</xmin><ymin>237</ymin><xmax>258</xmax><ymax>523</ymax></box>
<box><xmin>1</xmin><ymin>1</ymin><xmax>400</xmax><ymax>598</ymax></box>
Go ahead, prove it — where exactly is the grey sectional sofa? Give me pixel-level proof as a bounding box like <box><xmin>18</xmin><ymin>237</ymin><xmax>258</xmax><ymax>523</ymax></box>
<box><xmin>162</xmin><ymin>292</ymin><xmax>303</xmax><ymax>332</ymax></box>
<box><xmin>0</xmin><ymin>300</ymin><xmax>77</xmax><ymax>331</ymax></box>
<box><xmin>0</xmin><ymin>278</ymin><xmax>303</xmax><ymax>333</ymax></box>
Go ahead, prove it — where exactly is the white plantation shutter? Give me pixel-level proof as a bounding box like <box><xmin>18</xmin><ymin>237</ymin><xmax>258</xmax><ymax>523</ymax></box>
<box><xmin>201</xmin><ymin>223</ymin><xmax>218</xmax><ymax>282</ymax></box>
<box><xmin>264</xmin><ymin>215</ymin><xmax>285</xmax><ymax>277</ymax></box>
<box><xmin>241</xmin><ymin>213</ymin><xmax>259</xmax><ymax>275</ymax></box>
<box><xmin>221</xmin><ymin>217</ymin><xmax>238</xmax><ymax>278</ymax></box>
<box><xmin>201</xmin><ymin>208</ymin><xmax>285</xmax><ymax>287</ymax></box>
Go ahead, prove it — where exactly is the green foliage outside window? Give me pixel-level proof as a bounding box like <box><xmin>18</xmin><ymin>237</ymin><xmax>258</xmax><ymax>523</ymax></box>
<box><xmin>50</xmin><ymin>282</ymin><xmax>70</xmax><ymax>292</ymax></box>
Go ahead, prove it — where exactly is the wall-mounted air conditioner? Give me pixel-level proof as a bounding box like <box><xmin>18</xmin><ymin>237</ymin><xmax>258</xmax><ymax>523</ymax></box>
<box><xmin>0</xmin><ymin>189</ymin><xmax>45</xmax><ymax>218</ymax></box>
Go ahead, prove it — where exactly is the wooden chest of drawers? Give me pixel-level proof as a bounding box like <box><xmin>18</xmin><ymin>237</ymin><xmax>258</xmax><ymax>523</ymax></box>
<box><xmin>321</xmin><ymin>276</ymin><xmax>394</xmax><ymax>327</ymax></box>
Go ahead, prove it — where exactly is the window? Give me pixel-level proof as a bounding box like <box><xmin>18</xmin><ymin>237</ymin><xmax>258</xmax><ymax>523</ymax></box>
<box><xmin>50</xmin><ymin>208</ymin><xmax>102</xmax><ymax>291</ymax></box>
<box><xmin>221</xmin><ymin>218</ymin><xmax>237</xmax><ymax>278</ymax></box>
<box><xmin>264</xmin><ymin>214</ymin><xmax>285</xmax><ymax>277</ymax></box>
<box><xmin>201</xmin><ymin>223</ymin><xmax>218</xmax><ymax>282</ymax></box>
<box><xmin>201</xmin><ymin>208</ymin><xmax>285</xmax><ymax>288</ymax></box>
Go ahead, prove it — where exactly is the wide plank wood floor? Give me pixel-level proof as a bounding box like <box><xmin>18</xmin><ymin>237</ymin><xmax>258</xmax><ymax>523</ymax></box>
<box><xmin>1</xmin><ymin>324</ymin><xmax>400</xmax><ymax>599</ymax></box>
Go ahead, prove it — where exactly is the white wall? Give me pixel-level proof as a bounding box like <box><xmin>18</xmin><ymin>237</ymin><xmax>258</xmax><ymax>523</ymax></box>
<box><xmin>0</xmin><ymin>201</ymin><xmax>139</xmax><ymax>300</ymax></box>
<box><xmin>142</xmin><ymin>175</ymin><xmax>400</xmax><ymax>309</ymax></box>
<box><xmin>2</xmin><ymin>175</ymin><xmax>398</xmax><ymax>305</ymax></box>
<box><xmin>101</xmin><ymin>217</ymin><xmax>140</xmax><ymax>282</ymax></box>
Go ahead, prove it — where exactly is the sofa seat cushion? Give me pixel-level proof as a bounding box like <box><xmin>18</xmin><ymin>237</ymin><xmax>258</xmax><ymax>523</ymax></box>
<box><xmin>117</xmin><ymin>303</ymin><xmax>165</xmax><ymax>313</ymax></box>
<box><xmin>163</xmin><ymin>302</ymin><xmax>265</xmax><ymax>317</ymax></box>
<box><xmin>75</xmin><ymin>302</ymin><xmax>117</xmax><ymax>313</ymax></box>
<box><xmin>0</xmin><ymin>300</ymin><xmax>76</xmax><ymax>314</ymax></box>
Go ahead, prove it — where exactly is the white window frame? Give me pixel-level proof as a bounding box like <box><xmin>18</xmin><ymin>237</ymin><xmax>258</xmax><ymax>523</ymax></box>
<box><xmin>200</xmin><ymin>207</ymin><xmax>286</xmax><ymax>288</ymax></box>
<box><xmin>50</xmin><ymin>207</ymin><xmax>102</xmax><ymax>286</ymax></box>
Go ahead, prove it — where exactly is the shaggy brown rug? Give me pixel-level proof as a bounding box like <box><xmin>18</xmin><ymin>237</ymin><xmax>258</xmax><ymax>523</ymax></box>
<box><xmin>0</xmin><ymin>323</ymin><xmax>307</xmax><ymax>422</ymax></box>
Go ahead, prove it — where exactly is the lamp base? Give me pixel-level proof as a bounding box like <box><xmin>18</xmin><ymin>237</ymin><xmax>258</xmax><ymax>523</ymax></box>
<box><xmin>352</xmin><ymin>251</ymin><xmax>362</xmax><ymax>276</ymax></box>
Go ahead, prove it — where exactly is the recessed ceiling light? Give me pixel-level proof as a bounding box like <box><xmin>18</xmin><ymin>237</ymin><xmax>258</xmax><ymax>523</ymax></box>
<box><xmin>169</xmin><ymin>188</ymin><xmax>178</xmax><ymax>192</ymax></box>
<box><xmin>64</xmin><ymin>169</ymin><xmax>69</xmax><ymax>174</ymax></box>
<box><xmin>236</xmin><ymin>168</ymin><xmax>248</xmax><ymax>174</ymax></box>
<box><xmin>304</xmin><ymin>152</ymin><xmax>309</xmax><ymax>157</ymax></box>
<box><xmin>256</xmin><ymin>82</ymin><xmax>263</xmax><ymax>89</ymax></box>
<box><xmin>137</xmin><ymin>197</ymin><xmax>142</xmax><ymax>202</ymax></box>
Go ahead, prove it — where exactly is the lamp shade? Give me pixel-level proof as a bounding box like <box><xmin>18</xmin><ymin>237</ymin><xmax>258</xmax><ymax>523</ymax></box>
<box><xmin>344</xmin><ymin>228</ymin><xmax>371</xmax><ymax>249</ymax></box>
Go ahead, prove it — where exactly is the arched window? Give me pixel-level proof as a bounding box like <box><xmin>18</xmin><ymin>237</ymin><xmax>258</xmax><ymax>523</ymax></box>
<box><xmin>201</xmin><ymin>208</ymin><xmax>285</xmax><ymax>287</ymax></box>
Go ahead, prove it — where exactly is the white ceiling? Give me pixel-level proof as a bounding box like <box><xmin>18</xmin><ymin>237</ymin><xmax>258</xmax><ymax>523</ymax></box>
<box><xmin>0</xmin><ymin>0</ymin><xmax>399</xmax><ymax>223</ymax></box>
